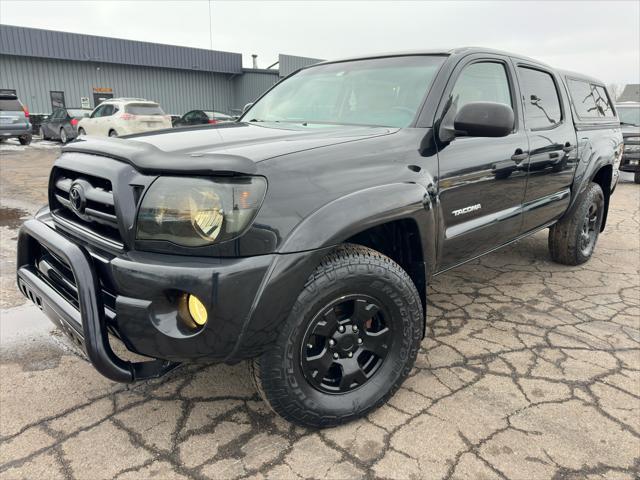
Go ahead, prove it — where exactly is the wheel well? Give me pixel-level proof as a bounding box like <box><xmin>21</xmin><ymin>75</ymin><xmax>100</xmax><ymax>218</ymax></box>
<box><xmin>345</xmin><ymin>219</ymin><xmax>427</xmax><ymax>312</ymax></box>
<box><xmin>592</xmin><ymin>164</ymin><xmax>612</xmax><ymax>231</ymax></box>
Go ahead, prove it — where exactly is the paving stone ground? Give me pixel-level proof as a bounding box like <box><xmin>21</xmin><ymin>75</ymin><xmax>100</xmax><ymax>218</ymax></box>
<box><xmin>1</xmin><ymin>139</ymin><xmax>639</xmax><ymax>479</ymax></box>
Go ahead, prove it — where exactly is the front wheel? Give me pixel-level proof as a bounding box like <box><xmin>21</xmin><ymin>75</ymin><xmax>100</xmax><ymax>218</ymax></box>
<box><xmin>59</xmin><ymin>128</ymin><xmax>68</xmax><ymax>144</ymax></box>
<box><xmin>549</xmin><ymin>182</ymin><xmax>604</xmax><ymax>265</ymax></box>
<box><xmin>39</xmin><ymin>127</ymin><xmax>48</xmax><ymax>140</ymax></box>
<box><xmin>251</xmin><ymin>244</ymin><xmax>423</xmax><ymax>428</ymax></box>
<box><xmin>634</xmin><ymin>171</ymin><xmax>640</xmax><ymax>184</ymax></box>
<box><xmin>78</xmin><ymin>128</ymin><xmax>86</xmax><ymax>136</ymax></box>
<box><xmin>108</xmin><ymin>129</ymin><xmax>118</xmax><ymax>137</ymax></box>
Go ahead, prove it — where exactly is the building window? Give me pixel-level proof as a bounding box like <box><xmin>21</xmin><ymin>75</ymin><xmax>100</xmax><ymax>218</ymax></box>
<box><xmin>50</xmin><ymin>91</ymin><xmax>66</xmax><ymax>110</ymax></box>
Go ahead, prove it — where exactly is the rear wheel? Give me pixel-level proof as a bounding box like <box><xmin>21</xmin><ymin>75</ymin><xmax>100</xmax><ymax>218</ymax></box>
<box><xmin>250</xmin><ymin>244</ymin><xmax>423</xmax><ymax>428</ymax></box>
<box><xmin>78</xmin><ymin>128</ymin><xmax>86</xmax><ymax>136</ymax></box>
<box><xmin>634</xmin><ymin>171</ymin><xmax>640</xmax><ymax>184</ymax></box>
<box><xmin>549</xmin><ymin>182</ymin><xmax>604</xmax><ymax>265</ymax></box>
<box><xmin>108</xmin><ymin>129</ymin><xmax>118</xmax><ymax>137</ymax></box>
<box><xmin>18</xmin><ymin>135</ymin><xmax>31</xmax><ymax>146</ymax></box>
<box><xmin>59</xmin><ymin>128</ymin><xmax>68</xmax><ymax>144</ymax></box>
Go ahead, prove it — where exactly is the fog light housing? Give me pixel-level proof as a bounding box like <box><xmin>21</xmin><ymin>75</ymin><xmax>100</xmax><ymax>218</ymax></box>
<box><xmin>178</xmin><ymin>293</ymin><xmax>208</xmax><ymax>329</ymax></box>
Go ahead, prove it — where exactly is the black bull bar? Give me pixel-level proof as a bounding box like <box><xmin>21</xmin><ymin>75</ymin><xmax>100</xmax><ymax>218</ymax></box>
<box><xmin>16</xmin><ymin>219</ymin><xmax>179</xmax><ymax>383</ymax></box>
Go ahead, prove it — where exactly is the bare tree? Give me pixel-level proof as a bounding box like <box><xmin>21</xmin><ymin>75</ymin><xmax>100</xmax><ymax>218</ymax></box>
<box><xmin>607</xmin><ymin>84</ymin><xmax>622</xmax><ymax>102</ymax></box>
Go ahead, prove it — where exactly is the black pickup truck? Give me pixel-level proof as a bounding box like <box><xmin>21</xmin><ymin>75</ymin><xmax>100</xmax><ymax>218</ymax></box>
<box><xmin>17</xmin><ymin>48</ymin><xmax>622</xmax><ymax>427</ymax></box>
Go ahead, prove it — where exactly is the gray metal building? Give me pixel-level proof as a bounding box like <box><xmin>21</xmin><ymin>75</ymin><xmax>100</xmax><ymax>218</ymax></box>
<box><xmin>0</xmin><ymin>24</ymin><xmax>322</xmax><ymax>115</ymax></box>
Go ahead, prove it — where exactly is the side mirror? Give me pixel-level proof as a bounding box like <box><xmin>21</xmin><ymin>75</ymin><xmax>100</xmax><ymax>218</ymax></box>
<box><xmin>453</xmin><ymin>102</ymin><xmax>514</xmax><ymax>138</ymax></box>
<box><xmin>242</xmin><ymin>102</ymin><xmax>253</xmax><ymax>114</ymax></box>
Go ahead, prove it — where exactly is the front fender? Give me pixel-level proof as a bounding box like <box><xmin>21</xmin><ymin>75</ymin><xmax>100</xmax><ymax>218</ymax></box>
<box><xmin>278</xmin><ymin>182</ymin><xmax>436</xmax><ymax>256</ymax></box>
<box><xmin>227</xmin><ymin>182</ymin><xmax>437</xmax><ymax>362</ymax></box>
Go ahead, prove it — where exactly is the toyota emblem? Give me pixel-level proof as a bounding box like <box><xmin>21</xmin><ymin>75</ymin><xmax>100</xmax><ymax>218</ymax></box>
<box><xmin>68</xmin><ymin>183</ymin><xmax>86</xmax><ymax>214</ymax></box>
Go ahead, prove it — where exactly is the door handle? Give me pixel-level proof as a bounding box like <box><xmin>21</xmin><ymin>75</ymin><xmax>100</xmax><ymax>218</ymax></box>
<box><xmin>511</xmin><ymin>149</ymin><xmax>529</xmax><ymax>163</ymax></box>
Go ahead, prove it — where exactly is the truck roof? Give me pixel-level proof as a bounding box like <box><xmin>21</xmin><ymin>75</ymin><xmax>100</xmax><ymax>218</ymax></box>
<box><xmin>310</xmin><ymin>48</ymin><xmax>609</xmax><ymax>93</ymax></box>
<box><xmin>312</xmin><ymin>47</ymin><xmax>553</xmax><ymax>70</ymax></box>
<box><xmin>556</xmin><ymin>69</ymin><xmax>607</xmax><ymax>87</ymax></box>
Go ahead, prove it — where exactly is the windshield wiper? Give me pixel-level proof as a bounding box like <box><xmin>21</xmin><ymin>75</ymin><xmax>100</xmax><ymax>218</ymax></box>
<box><xmin>620</xmin><ymin>121</ymin><xmax>640</xmax><ymax>126</ymax></box>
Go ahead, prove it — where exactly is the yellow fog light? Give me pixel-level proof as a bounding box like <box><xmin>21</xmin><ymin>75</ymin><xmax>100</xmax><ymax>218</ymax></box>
<box><xmin>188</xmin><ymin>295</ymin><xmax>208</xmax><ymax>326</ymax></box>
<box><xmin>178</xmin><ymin>293</ymin><xmax>208</xmax><ymax>330</ymax></box>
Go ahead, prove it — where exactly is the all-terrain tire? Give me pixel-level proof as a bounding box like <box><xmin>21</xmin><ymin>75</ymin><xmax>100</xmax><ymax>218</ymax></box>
<box><xmin>250</xmin><ymin>243</ymin><xmax>424</xmax><ymax>428</ymax></box>
<box><xmin>549</xmin><ymin>182</ymin><xmax>604</xmax><ymax>265</ymax></box>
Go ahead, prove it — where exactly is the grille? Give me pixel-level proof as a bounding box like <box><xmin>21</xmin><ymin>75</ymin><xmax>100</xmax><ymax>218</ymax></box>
<box><xmin>51</xmin><ymin>168</ymin><xmax>123</xmax><ymax>247</ymax></box>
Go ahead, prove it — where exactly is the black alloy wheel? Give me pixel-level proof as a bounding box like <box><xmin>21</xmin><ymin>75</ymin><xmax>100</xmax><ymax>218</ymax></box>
<box><xmin>250</xmin><ymin>244</ymin><xmax>424</xmax><ymax>428</ymax></box>
<box><xmin>300</xmin><ymin>295</ymin><xmax>391</xmax><ymax>394</ymax></box>
<box><xmin>549</xmin><ymin>182</ymin><xmax>604</xmax><ymax>265</ymax></box>
<box><xmin>579</xmin><ymin>199</ymin><xmax>601</xmax><ymax>257</ymax></box>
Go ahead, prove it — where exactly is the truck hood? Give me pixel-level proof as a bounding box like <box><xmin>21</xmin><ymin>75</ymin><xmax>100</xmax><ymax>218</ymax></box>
<box><xmin>62</xmin><ymin>122</ymin><xmax>395</xmax><ymax>175</ymax></box>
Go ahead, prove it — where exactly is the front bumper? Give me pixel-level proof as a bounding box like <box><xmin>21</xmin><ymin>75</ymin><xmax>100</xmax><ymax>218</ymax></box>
<box><xmin>16</xmin><ymin>216</ymin><xmax>321</xmax><ymax>382</ymax></box>
<box><xmin>17</xmin><ymin>219</ymin><xmax>179</xmax><ymax>382</ymax></box>
<box><xmin>619</xmin><ymin>152</ymin><xmax>640</xmax><ymax>172</ymax></box>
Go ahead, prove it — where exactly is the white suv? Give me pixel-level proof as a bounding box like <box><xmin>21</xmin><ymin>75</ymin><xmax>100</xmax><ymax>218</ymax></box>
<box><xmin>78</xmin><ymin>98</ymin><xmax>172</xmax><ymax>137</ymax></box>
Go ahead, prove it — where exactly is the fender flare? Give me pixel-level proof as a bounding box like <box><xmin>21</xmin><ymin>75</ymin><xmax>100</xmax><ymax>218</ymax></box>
<box><xmin>567</xmin><ymin>142</ymin><xmax>614</xmax><ymax>229</ymax></box>
<box><xmin>279</xmin><ymin>182</ymin><xmax>436</xmax><ymax>256</ymax></box>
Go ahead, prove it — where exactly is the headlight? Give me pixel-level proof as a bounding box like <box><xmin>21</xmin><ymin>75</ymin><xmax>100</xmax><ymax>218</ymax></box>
<box><xmin>136</xmin><ymin>176</ymin><xmax>267</xmax><ymax>247</ymax></box>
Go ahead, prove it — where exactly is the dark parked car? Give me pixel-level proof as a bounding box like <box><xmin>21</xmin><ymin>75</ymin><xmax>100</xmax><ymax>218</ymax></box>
<box><xmin>0</xmin><ymin>94</ymin><xmax>32</xmax><ymax>144</ymax></box>
<box><xmin>174</xmin><ymin>109</ymin><xmax>234</xmax><ymax>127</ymax></box>
<box><xmin>17</xmin><ymin>48</ymin><xmax>622</xmax><ymax>428</ymax></box>
<box><xmin>616</xmin><ymin>102</ymin><xmax>640</xmax><ymax>183</ymax></box>
<box><xmin>40</xmin><ymin>108</ymin><xmax>92</xmax><ymax>143</ymax></box>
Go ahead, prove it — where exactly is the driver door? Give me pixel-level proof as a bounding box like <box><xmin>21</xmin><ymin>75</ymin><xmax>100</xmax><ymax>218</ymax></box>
<box><xmin>435</xmin><ymin>55</ymin><xmax>530</xmax><ymax>271</ymax></box>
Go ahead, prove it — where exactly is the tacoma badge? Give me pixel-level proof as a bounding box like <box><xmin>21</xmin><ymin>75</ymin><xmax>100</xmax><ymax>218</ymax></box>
<box><xmin>452</xmin><ymin>204</ymin><xmax>481</xmax><ymax>216</ymax></box>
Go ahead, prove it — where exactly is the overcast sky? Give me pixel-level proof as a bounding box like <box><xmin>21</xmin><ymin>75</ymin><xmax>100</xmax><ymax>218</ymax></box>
<box><xmin>1</xmin><ymin>0</ymin><xmax>638</xmax><ymax>85</ymax></box>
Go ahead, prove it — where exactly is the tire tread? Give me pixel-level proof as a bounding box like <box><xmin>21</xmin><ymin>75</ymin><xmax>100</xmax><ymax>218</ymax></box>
<box><xmin>250</xmin><ymin>243</ymin><xmax>423</xmax><ymax>428</ymax></box>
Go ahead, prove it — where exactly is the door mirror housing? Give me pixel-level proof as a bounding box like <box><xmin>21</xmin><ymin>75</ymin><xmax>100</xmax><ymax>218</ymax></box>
<box><xmin>242</xmin><ymin>102</ymin><xmax>254</xmax><ymax>115</ymax></box>
<box><xmin>453</xmin><ymin>102</ymin><xmax>514</xmax><ymax>138</ymax></box>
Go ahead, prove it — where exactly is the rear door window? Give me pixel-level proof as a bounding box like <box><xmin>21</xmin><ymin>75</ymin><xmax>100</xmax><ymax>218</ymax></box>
<box><xmin>50</xmin><ymin>109</ymin><xmax>65</xmax><ymax>120</ymax></box>
<box><xmin>126</xmin><ymin>104</ymin><xmax>164</xmax><ymax>115</ymax></box>
<box><xmin>518</xmin><ymin>67</ymin><xmax>562</xmax><ymax>129</ymax></box>
<box><xmin>0</xmin><ymin>98</ymin><xmax>22</xmax><ymax>111</ymax></box>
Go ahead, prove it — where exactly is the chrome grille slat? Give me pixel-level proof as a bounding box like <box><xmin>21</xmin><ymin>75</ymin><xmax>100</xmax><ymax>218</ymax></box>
<box><xmin>51</xmin><ymin>167</ymin><xmax>123</xmax><ymax>248</ymax></box>
<box><xmin>84</xmin><ymin>207</ymin><xmax>117</xmax><ymax>224</ymax></box>
<box><xmin>55</xmin><ymin>177</ymin><xmax>115</xmax><ymax>206</ymax></box>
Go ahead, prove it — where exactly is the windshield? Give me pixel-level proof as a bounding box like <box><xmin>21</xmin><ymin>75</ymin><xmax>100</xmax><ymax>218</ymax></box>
<box><xmin>617</xmin><ymin>106</ymin><xmax>640</xmax><ymax>126</ymax></box>
<box><xmin>243</xmin><ymin>55</ymin><xmax>446</xmax><ymax>128</ymax></box>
